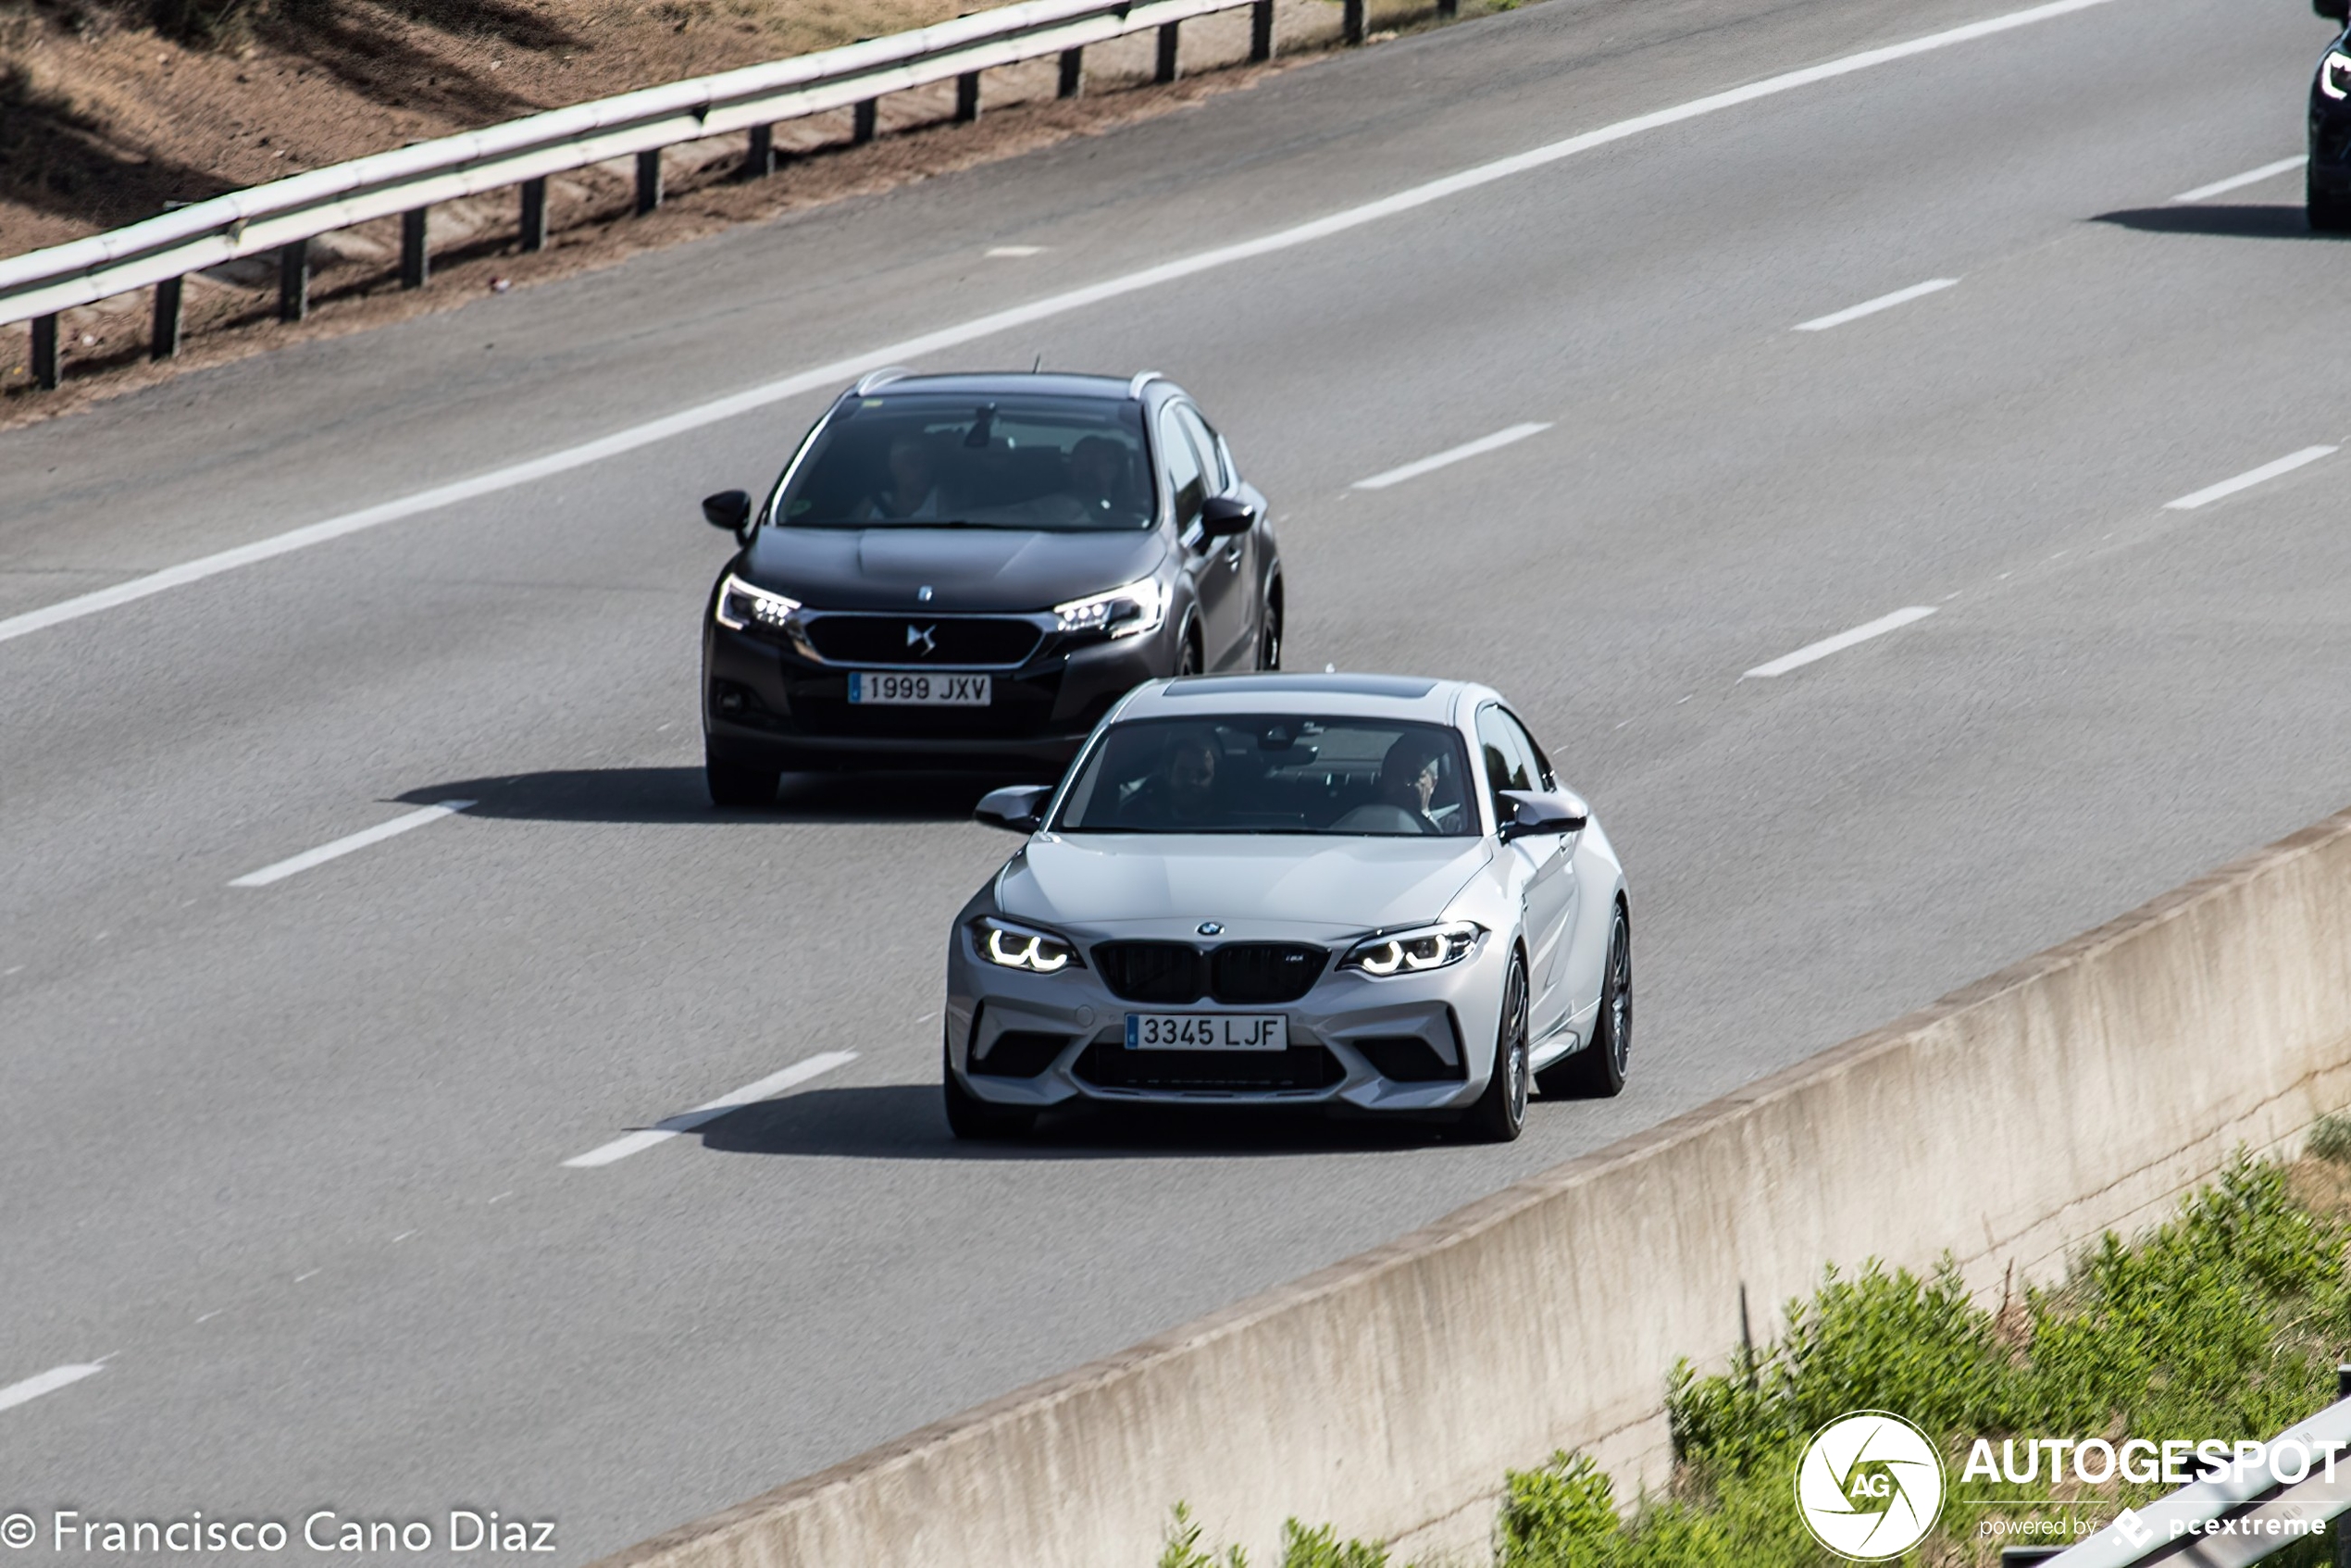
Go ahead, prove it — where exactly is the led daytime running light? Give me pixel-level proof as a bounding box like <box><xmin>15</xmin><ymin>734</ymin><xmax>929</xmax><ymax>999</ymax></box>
<box><xmin>1054</xmin><ymin>575</ymin><xmax>1169</xmax><ymax>640</ymax></box>
<box><xmin>1342</xmin><ymin>921</ymin><xmax>1483</xmax><ymax>977</ymax></box>
<box><xmin>2326</xmin><ymin>51</ymin><xmax>2351</xmax><ymax>100</ymax></box>
<box><xmin>715</xmin><ymin>573</ymin><xmax>802</xmax><ymax>631</ymax></box>
<box><xmin>975</xmin><ymin>917</ymin><xmax>1077</xmax><ymax>974</ymax></box>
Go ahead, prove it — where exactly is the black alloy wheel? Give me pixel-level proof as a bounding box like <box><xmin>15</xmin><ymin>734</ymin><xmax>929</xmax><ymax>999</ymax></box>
<box><xmin>1462</xmin><ymin>952</ymin><xmax>1531</xmax><ymax>1142</ymax></box>
<box><xmin>1541</xmin><ymin>904</ymin><xmax>1631</xmax><ymax>1099</ymax></box>
<box><xmin>1176</xmin><ymin>628</ymin><xmax>1202</xmax><ymax>678</ymax></box>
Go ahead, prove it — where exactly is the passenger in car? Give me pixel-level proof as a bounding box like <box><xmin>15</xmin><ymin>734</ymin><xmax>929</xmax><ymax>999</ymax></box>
<box><xmin>1068</xmin><ymin>435</ymin><xmax>1138</xmax><ymax>520</ymax></box>
<box><xmin>854</xmin><ymin>433</ymin><xmax>946</xmax><ymax>521</ymax></box>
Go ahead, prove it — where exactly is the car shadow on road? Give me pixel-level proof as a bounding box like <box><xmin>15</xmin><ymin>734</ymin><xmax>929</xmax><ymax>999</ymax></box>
<box><xmin>393</xmin><ymin>766</ymin><xmax>1024</xmax><ymax>825</ymax></box>
<box><xmin>695</xmin><ymin>1086</ymin><xmax>1454</xmax><ymax>1162</ymax></box>
<box><xmin>2093</xmin><ymin>205</ymin><xmax>2334</xmax><ymax>241</ymax></box>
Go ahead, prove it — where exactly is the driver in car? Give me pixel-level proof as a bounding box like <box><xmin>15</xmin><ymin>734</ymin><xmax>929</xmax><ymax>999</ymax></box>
<box><xmin>1117</xmin><ymin>730</ymin><xmax>1225</xmax><ymax>828</ymax></box>
<box><xmin>1375</xmin><ymin>732</ymin><xmax>1450</xmax><ymax>834</ymax></box>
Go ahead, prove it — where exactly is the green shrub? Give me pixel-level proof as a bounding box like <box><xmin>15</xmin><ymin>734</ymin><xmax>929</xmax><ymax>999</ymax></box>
<box><xmin>2307</xmin><ymin>1112</ymin><xmax>2351</xmax><ymax>1164</ymax></box>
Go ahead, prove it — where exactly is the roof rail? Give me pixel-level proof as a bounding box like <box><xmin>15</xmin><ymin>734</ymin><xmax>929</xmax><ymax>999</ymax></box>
<box><xmin>1126</xmin><ymin>369</ymin><xmax>1163</xmax><ymax>400</ymax></box>
<box><xmin>854</xmin><ymin>366</ymin><xmax>914</xmax><ymax>395</ymax></box>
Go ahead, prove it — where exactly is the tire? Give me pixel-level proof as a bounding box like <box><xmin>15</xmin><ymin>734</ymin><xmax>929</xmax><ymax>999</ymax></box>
<box><xmin>944</xmin><ymin>1036</ymin><xmax>1038</xmax><ymax>1139</ymax></box>
<box><xmin>1256</xmin><ymin>588</ymin><xmax>1283</xmax><ymax>671</ymax></box>
<box><xmin>1461</xmin><ymin>951</ymin><xmax>1531</xmax><ymax>1142</ymax></box>
<box><xmin>1176</xmin><ymin>628</ymin><xmax>1203</xmax><ymax>678</ymax></box>
<box><xmin>2310</xmin><ymin>174</ymin><xmax>2351</xmax><ymax>234</ymax></box>
<box><xmin>1540</xmin><ymin>904</ymin><xmax>1631</xmax><ymax>1100</ymax></box>
<box><xmin>705</xmin><ymin>749</ymin><xmax>778</xmax><ymax>809</ymax></box>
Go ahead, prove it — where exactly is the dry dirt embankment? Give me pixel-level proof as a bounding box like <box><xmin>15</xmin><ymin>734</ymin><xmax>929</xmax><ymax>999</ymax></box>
<box><xmin>0</xmin><ymin>0</ymin><xmax>1465</xmax><ymax>419</ymax></box>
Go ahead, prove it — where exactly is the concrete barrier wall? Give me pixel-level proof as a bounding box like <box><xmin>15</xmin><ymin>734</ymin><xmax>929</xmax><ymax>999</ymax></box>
<box><xmin>599</xmin><ymin>805</ymin><xmax>2351</xmax><ymax>1568</ymax></box>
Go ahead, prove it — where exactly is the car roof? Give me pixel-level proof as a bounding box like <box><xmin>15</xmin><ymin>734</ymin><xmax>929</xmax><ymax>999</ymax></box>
<box><xmin>1118</xmin><ymin>673</ymin><xmax>1493</xmax><ymax>725</ymax></box>
<box><xmin>840</xmin><ymin>370</ymin><xmax>1165</xmax><ymax>403</ymax></box>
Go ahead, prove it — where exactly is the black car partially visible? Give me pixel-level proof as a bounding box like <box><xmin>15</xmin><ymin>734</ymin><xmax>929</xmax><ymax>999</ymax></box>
<box><xmin>698</xmin><ymin>369</ymin><xmax>1283</xmax><ymax>805</ymax></box>
<box><xmin>2312</xmin><ymin>0</ymin><xmax>2351</xmax><ymax>229</ymax></box>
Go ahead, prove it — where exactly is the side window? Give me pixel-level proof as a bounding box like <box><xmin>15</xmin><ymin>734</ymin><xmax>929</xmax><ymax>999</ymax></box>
<box><xmin>1496</xmin><ymin>708</ymin><xmax>1556</xmax><ymax>790</ymax></box>
<box><xmin>1474</xmin><ymin>706</ymin><xmax>1536</xmax><ymax>828</ymax></box>
<box><xmin>1174</xmin><ymin>405</ymin><xmax>1231</xmax><ymax>492</ymax></box>
<box><xmin>1159</xmin><ymin>408</ymin><xmax>1207</xmax><ymax>530</ymax></box>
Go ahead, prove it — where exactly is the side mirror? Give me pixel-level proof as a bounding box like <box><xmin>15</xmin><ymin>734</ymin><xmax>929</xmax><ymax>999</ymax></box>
<box><xmin>975</xmin><ymin>784</ymin><xmax>1054</xmax><ymax>834</ymax></box>
<box><xmin>703</xmin><ymin>490</ymin><xmax>753</xmax><ymax>534</ymax></box>
<box><xmin>1200</xmin><ymin>495</ymin><xmax>1256</xmax><ymax>539</ymax></box>
<box><xmin>1498</xmin><ymin>789</ymin><xmax>1588</xmax><ymax>840</ymax></box>
<box><xmin>2321</xmin><ymin>0</ymin><xmax>2349</xmax><ymax>21</ymax></box>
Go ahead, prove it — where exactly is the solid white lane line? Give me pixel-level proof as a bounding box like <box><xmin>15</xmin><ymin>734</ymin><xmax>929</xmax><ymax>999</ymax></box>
<box><xmin>2163</xmin><ymin>446</ymin><xmax>2337</xmax><ymax>511</ymax></box>
<box><xmin>1351</xmin><ymin>423</ymin><xmax>1553</xmax><ymax>491</ymax></box>
<box><xmin>562</xmin><ymin>1051</ymin><xmax>858</xmax><ymax>1168</ymax></box>
<box><xmin>1743</xmin><ymin>606</ymin><xmax>1937</xmax><ymax>678</ymax></box>
<box><xmin>228</xmin><ymin>800</ymin><xmax>474</xmax><ymax>888</ymax></box>
<box><xmin>0</xmin><ymin>1363</ymin><xmax>102</xmax><ymax>1415</ymax></box>
<box><xmin>986</xmin><ymin>245</ymin><xmax>1047</xmax><ymax>257</ymax></box>
<box><xmin>2172</xmin><ymin>155</ymin><xmax>2307</xmax><ymax>204</ymax></box>
<box><xmin>1793</xmin><ymin>278</ymin><xmax>1960</xmax><ymax>331</ymax></box>
<box><xmin>0</xmin><ymin>0</ymin><xmax>2133</xmax><ymax>651</ymax></box>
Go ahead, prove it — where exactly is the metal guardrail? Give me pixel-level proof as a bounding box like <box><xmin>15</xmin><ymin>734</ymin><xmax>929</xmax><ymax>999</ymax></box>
<box><xmin>2005</xmin><ymin>1367</ymin><xmax>2351</xmax><ymax>1568</ymax></box>
<box><xmin>2</xmin><ymin>0</ymin><xmax>1423</xmax><ymax>390</ymax></box>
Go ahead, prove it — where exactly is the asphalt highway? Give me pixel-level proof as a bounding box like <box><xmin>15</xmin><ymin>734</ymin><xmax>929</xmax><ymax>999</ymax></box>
<box><xmin>6</xmin><ymin>0</ymin><xmax>2351</xmax><ymax>1558</ymax></box>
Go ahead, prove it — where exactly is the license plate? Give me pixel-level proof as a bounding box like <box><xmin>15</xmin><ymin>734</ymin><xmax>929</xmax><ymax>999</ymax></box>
<box><xmin>1125</xmin><ymin>1014</ymin><xmax>1289</xmax><ymax>1052</ymax></box>
<box><xmin>847</xmin><ymin>672</ymin><xmax>991</xmax><ymax>705</ymax></box>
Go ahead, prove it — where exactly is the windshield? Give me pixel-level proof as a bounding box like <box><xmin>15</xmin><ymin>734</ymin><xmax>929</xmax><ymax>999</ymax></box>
<box><xmin>1054</xmin><ymin>716</ymin><xmax>1478</xmax><ymax>836</ymax></box>
<box><xmin>772</xmin><ymin>392</ymin><xmax>1155</xmax><ymax>531</ymax></box>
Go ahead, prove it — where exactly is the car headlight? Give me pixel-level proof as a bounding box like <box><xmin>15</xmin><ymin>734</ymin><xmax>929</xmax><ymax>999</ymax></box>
<box><xmin>972</xmin><ymin>916</ymin><xmax>1082</xmax><ymax>974</ymax></box>
<box><xmin>2325</xmin><ymin>50</ymin><xmax>2351</xmax><ymax>100</ymax></box>
<box><xmin>1339</xmin><ymin>921</ymin><xmax>1484</xmax><ymax>977</ymax></box>
<box><xmin>1053</xmin><ymin>575</ymin><xmax>1169</xmax><ymax>640</ymax></box>
<box><xmin>715</xmin><ymin>573</ymin><xmax>801</xmax><ymax>632</ymax></box>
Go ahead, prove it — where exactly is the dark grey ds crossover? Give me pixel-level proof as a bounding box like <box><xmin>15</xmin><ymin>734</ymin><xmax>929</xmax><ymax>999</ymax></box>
<box><xmin>699</xmin><ymin>369</ymin><xmax>1283</xmax><ymax>804</ymax></box>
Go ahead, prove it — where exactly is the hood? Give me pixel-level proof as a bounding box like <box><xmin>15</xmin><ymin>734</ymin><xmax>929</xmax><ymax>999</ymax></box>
<box><xmin>998</xmin><ymin>835</ymin><xmax>1494</xmax><ymax>940</ymax></box>
<box><xmin>742</xmin><ymin>526</ymin><xmax>1168</xmax><ymax>613</ymax></box>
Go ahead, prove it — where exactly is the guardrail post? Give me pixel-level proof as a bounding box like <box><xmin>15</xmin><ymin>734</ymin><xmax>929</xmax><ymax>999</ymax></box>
<box><xmin>955</xmin><ymin>70</ymin><xmax>981</xmax><ymax>123</ymax></box>
<box><xmin>853</xmin><ymin>100</ymin><xmax>879</xmax><ymax>144</ymax></box>
<box><xmin>400</xmin><ymin>210</ymin><xmax>429</xmax><ymax>290</ymax></box>
<box><xmin>1155</xmin><ymin>20</ymin><xmax>1180</xmax><ymax>82</ymax></box>
<box><xmin>743</xmin><ymin>124</ymin><xmax>777</xmax><ymax>178</ymax></box>
<box><xmin>519</xmin><ymin>178</ymin><xmax>550</xmax><ymax>251</ymax></box>
<box><xmin>1343</xmin><ymin>0</ymin><xmax>1365</xmax><ymax>44</ymax></box>
<box><xmin>31</xmin><ymin>314</ymin><xmax>59</xmax><ymax>391</ymax></box>
<box><xmin>279</xmin><ymin>238</ymin><xmax>310</xmax><ymax>320</ymax></box>
<box><xmin>151</xmin><ymin>276</ymin><xmax>183</xmax><ymax>361</ymax></box>
<box><xmin>1058</xmin><ymin>46</ymin><xmax>1084</xmax><ymax>97</ymax></box>
<box><xmin>1250</xmin><ymin>0</ymin><xmax>1275</xmax><ymax>60</ymax></box>
<box><xmin>635</xmin><ymin>149</ymin><xmax>664</xmax><ymax>215</ymax></box>
<box><xmin>2336</xmin><ymin>1365</ymin><xmax>2351</xmax><ymax>1568</ymax></box>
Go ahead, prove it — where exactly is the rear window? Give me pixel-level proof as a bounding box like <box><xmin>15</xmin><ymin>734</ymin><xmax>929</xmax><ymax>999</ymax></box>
<box><xmin>1054</xmin><ymin>716</ymin><xmax>1476</xmax><ymax>836</ymax></box>
<box><xmin>773</xmin><ymin>393</ymin><xmax>1154</xmax><ymax>531</ymax></box>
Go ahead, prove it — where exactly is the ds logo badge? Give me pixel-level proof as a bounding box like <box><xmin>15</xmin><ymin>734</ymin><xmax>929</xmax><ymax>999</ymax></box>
<box><xmin>1794</xmin><ymin>1411</ymin><xmax>1945</xmax><ymax>1561</ymax></box>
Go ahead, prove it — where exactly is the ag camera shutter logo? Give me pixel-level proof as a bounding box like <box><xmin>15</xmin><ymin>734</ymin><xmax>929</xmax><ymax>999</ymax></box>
<box><xmin>1794</xmin><ymin>1411</ymin><xmax>1946</xmax><ymax>1560</ymax></box>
